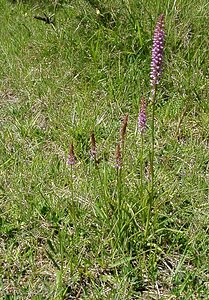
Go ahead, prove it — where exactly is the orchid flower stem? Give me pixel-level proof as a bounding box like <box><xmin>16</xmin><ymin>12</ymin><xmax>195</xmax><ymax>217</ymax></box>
<box><xmin>70</xmin><ymin>164</ymin><xmax>76</xmax><ymax>221</ymax></box>
<box><xmin>145</xmin><ymin>88</ymin><xmax>156</xmax><ymax>239</ymax></box>
<box><xmin>144</xmin><ymin>14</ymin><xmax>164</xmax><ymax>239</ymax></box>
<box><xmin>139</xmin><ymin>132</ymin><xmax>145</xmax><ymax>222</ymax></box>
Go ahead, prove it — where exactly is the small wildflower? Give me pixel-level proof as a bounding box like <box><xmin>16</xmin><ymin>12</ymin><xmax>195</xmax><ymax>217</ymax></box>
<box><xmin>150</xmin><ymin>14</ymin><xmax>165</xmax><ymax>94</ymax></box>
<box><xmin>120</xmin><ymin>113</ymin><xmax>129</xmax><ymax>145</ymax></box>
<box><xmin>138</xmin><ymin>97</ymin><xmax>147</xmax><ymax>133</ymax></box>
<box><xmin>68</xmin><ymin>143</ymin><xmax>76</xmax><ymax>165</ymax></box>
<box><xmin>115</xmin><ymin>143</ymin><xmax>122</xmax><ymax>169</ymax></box>
<box><xmin>90</xmin><ymin>132</ymin><xmax>97</xmax><ymax>161</ymax></box>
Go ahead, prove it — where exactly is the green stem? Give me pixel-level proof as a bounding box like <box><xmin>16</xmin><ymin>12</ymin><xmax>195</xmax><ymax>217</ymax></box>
<box><xmin>140</xmin><ymin>132</ymin><xmax>145</xmax><ymax>223</ymax></box>
<box><xmin>145</xmin><ymin>88</ymin><xmax>156</xmax><ymax>238</ymax></box>
<box><xmin>70</xmin><ymin>165</ymin><xmax>76</xmax><ymax>221</ymax></box>
<box><xmin>117</xmin><ymin>167</ymin><xmax>122</xmax><ymax>215</ymax></box>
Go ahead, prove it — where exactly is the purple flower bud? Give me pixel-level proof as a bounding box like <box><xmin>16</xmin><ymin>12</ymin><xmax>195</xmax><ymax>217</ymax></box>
<box><xmin>68</xmin><ymin>143</ymin><xmax>76</xmax><ymax>165</ymax></box>
<box><xmin>150</xmin><ymin>14</ymin><xmax>165</xmax><ymax>90</ymax></box>
<box><xmin>138</xmin><ymin>97</ymin><xmax>147</xmax><ymax>133</ymax></box>
<box><xmin>120</xmin><ymin>113</ymin><xmax>129</xmax><ymax>145</ymax></box>
<box><xmin>90</xmin><ymin>132</ymin><xmax>97</xmax><ymax>161</ymax></box>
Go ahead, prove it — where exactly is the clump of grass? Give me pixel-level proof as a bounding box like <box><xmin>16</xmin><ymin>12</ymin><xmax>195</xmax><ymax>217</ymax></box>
<box><xmin>1</xmin><ymin>1</ymin><xmax>208</xmax><ymax>299</ymax></box>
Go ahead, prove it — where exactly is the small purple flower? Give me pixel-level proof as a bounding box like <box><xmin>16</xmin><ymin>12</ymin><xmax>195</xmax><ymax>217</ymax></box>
<box><xmin>150</xmin><ymin>14</ymin><xmax>165</xmax><ymax>92</ymax></box>
<box><xmin>138</xmin><ymin>97</ymin><xmax>146</xmax><ymax>133</ymax></box>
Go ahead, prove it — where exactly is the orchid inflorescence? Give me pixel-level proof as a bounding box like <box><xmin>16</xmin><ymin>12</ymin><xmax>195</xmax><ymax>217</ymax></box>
<box><xmin>150</xmin><ymin>14</ymin><xmax>165</xmax><ymax>97</ymax></box>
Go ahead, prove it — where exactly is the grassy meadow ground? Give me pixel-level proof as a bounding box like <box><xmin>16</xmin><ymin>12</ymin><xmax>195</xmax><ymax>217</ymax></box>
<box><xmin>0</xmin><ymin>0</ymin><xmax>209</xmax><ymax>299</ymax></box>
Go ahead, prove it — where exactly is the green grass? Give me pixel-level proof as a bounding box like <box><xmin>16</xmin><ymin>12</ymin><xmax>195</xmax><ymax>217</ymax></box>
<box><xmin>0</xmin><ymin>0</ymin><xmax>208</xmax><ymax>299</ymax></box>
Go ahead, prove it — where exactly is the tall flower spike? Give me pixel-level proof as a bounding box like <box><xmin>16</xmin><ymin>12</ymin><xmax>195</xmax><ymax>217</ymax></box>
<box><xmin>68</xmin><ymin>143</ymin><xmax>76</xmax><ymax>165</ymax></box>
<box><xmin>138</xmin><ymin>97</ymin><xmax>147</xmax><ymax>133</ymax></box>
<box><xmin>120</xmin><ymin>113</ymin><xmax>129</xmax><ymax>145</ymax></box>
<box><xmin>150</xmin><ymin>14</ymin><xmax>165</xmax><ymax>95</ymax></box>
